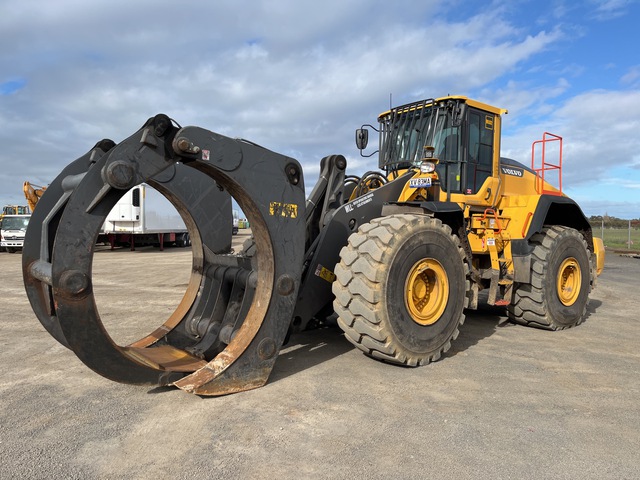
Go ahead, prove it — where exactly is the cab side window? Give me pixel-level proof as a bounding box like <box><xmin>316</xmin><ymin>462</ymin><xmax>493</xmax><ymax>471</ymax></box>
<box><xmin>435</xmin><ymin>125</ymin><xmax>462</xmax><ymax>193</ymax></box>
<box><xmin>465</xmin><ymin>110</ymin><xmax>494</xmax><ymax>194</ymax></box>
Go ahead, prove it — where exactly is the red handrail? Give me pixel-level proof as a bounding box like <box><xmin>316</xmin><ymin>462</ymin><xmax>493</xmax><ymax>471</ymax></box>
<box><xmin>531</xmin><ymin>132</ymin><xmax>562</xmax><ymax>196</ymax></box>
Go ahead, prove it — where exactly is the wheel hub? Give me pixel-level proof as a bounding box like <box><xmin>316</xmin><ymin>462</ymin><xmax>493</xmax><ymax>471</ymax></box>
<box><xmin>557</xmin><ymin>257</ymin><xmax>581</xmax><ymax>306</ymax></box>
<box><xmin>405</xmin><ymin>258</ymin><xmax>449</xmax><ymax>325</ymax></box>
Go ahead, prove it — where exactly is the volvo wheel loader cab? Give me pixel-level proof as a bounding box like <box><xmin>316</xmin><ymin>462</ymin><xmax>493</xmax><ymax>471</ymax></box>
<box><xmin>336</xmin><ymin>96</ymin><xmax>604</xmax><ymax>365</ymax></box>
<box><xmin>24</xmin><ymin>96</ymin><xmax>604</xmax><ymax>396</ymax></box>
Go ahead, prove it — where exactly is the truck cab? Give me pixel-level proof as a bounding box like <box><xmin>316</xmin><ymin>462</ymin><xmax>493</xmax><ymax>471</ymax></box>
<box><xmin>1</xmin><ymin>214</ymin><xmax>31</xmax><ymax>253</ymax></box>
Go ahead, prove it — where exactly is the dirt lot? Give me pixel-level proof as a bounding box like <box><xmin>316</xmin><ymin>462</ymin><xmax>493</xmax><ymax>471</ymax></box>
<box><xmin>1</xmin><ymin>235</ymin><xmax>639</xmax><ymax>479</ymax></box>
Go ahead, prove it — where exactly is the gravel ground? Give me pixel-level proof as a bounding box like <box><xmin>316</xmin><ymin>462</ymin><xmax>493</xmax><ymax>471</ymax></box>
<box><xmin>1</xmin><ymin>237</ymin><xmax>639</xmax><ymax>479</ymax></box>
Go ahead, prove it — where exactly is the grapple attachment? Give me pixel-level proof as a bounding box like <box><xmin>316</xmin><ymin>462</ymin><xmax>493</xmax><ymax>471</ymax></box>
<box><xmin>23</xmin><ymin>115</ymin><xmax>306</xmax><ymax>395</ymax></box>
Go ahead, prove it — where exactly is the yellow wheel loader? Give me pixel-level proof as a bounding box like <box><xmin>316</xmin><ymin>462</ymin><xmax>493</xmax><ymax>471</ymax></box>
<box><xmin>23</xmin><ymin>96</ymin><xmax>605</xmax><ymax>395</ymax></box>
<box><xmin>2</xmin><ymin>205</ymin><xmax>30</xmax><ymax>216</ymax></box>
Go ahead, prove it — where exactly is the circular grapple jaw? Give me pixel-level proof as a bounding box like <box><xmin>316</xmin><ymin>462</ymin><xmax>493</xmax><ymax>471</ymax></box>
<box><xmin>23</xmin><ymin>130</ymin><xmax>233</xmax><ymax>349</ymax></box>
<box><xmin>23</xmin><ymin>114</ymin><xmax>306</xmax><ymax>396</ymax></box>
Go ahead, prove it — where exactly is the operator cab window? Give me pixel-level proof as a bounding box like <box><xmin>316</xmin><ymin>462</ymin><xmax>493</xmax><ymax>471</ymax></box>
<box><xmin>434</xmin><ymin>123</ymin><xmax>462</xmax><ymax>193</ymax></box>
<box><xmin>465</xmin><ymin>110</ymin><xmax>494</xmax><ymax>194</ymax></box>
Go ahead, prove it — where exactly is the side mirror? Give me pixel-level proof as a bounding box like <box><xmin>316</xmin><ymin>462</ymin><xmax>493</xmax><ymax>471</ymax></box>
<box><xmin>355</xmin><ymin>128</ymin><xmax>369</xmax><ymax>150</ymax></box>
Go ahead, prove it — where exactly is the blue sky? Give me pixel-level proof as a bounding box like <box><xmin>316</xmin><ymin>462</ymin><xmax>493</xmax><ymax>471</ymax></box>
<box><xmin>1</xmin><ymin>0</ymin><xmax>639</xmax><ymax>218</ymax></box>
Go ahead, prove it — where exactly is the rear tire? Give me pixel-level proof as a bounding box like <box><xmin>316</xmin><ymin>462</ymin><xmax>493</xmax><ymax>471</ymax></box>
<box><xmin>333</xmin><ymin>214</ymin><xmax>469</xmax><ymax>366</ymax></box>
<box><xmin>508</xmin><ymin>226</ymin><xmax>591</xmax><ymax>330</ymax></box>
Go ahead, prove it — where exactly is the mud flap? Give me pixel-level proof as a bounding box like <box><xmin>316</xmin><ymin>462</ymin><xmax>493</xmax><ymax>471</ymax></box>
<box><xmin>23</xmin><ymin>114</ymin><xmax>306</xmax><ymax>395</ymax></box>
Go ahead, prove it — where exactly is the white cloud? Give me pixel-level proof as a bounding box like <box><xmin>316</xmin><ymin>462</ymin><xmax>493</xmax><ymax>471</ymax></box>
<box><xmin>500</xmin><ymin>88</ymin><xmax>640</xmax><ymax>219</ymax></box>
<box><xmin>589</xmin><ymin>0</ymin><xmax>636</xmax><ymax>20</ymax></box>
<box><xmin>621</xmin><ymin>65</ymin><xmax>640</xmax><ymax>87</ymax></box>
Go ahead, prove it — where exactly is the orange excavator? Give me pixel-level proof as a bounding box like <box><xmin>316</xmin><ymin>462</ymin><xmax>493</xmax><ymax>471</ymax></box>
<box><xmin>23</xmin><ymin>182</ymin><xmax>47</xmax><ymax>212</ymax></box>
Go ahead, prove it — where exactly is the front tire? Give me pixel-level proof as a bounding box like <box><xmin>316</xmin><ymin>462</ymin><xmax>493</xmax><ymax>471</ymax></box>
<box><xmin>508</xmin><ymin>226</ymin><xmax>591</xmax><ymax>330</ymax></box>
<box><xmin>333</xmin><ymin>214</ymin><xmax>469</xmax><ymax>366</ymax></box>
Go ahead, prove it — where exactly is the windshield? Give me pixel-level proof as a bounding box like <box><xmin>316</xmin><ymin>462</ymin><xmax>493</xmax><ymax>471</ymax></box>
<box><xmin>378</xmin><ymin>98</ymin><xmax>462</xmax><ymax>173</ymax></box>
<box><xmin>3</xmin><ymin>206</ymin><xmax>29</xmax><ymax>215</ymax></box>
<box><xmin>2</xmin><ymin>217</ymin><xmax>30</xmax><ymax>230</ymax></box>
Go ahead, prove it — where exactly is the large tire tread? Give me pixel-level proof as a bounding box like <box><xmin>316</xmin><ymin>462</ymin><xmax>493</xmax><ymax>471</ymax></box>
<box><xmin>333</xmin><ymin>214</ymin><xmax>470</xmax><ymax>367</ymax></box>
<box><xmin>508</xmin><ymin>225</ymin><xmax>592</xmax><ymax>330</ymax></box>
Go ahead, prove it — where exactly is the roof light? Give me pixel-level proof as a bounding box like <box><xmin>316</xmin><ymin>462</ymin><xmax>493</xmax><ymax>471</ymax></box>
<box><xmin>423</xmin><ymin>145</ymin><xmax>435</xmax><ymax>159</ymax></box>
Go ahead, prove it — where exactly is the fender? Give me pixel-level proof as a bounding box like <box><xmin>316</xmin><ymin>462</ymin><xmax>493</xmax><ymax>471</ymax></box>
<box><xmin>512</xmin><ymin>194</ymin><xmax>593</xmax><ymax>257</ymax></box>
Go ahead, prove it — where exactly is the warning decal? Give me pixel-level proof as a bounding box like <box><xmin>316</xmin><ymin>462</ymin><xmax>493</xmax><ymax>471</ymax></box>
<box><xmin>269</xmin><ymin>202</ymin><xmax>298</xmax><ymax>218</ymax></box>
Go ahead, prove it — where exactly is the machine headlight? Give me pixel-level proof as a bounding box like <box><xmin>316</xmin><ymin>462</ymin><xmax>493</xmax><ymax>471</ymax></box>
<box><xmin>420</xmin><ymin>162</ymin><xmax>436</xmax><ymax>173</ymax></box>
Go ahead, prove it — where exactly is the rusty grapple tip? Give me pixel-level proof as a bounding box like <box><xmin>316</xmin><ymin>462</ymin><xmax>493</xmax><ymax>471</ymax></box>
<box><xmin>23</xmin><ymin>115</ymin><xmax>306</xmax><ymax>395</ymax></box>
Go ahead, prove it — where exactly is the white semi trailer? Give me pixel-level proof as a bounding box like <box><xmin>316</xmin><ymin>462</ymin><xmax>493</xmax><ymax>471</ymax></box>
<box><xmin>99</xmin><ymin>184</ymin><xmax>190</xmax><ymax>250</ymax></box>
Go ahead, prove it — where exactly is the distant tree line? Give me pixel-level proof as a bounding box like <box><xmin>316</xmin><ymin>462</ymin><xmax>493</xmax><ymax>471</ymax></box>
<box><xmin>589</xmin><ymin>215</ymin><xmax>640</xmax><ymax>229</ymax></box>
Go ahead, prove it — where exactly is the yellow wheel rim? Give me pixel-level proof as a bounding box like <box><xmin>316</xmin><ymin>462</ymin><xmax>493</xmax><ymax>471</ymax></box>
<box><xmin>405</xmin><ymin>258</ymin><xmax>449</xmax><ymax>325</ymax></box>
<box><xmin>557</xmin><ymin>257</ymin><xmax>581</xmax><ymax>306</ymax></box>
